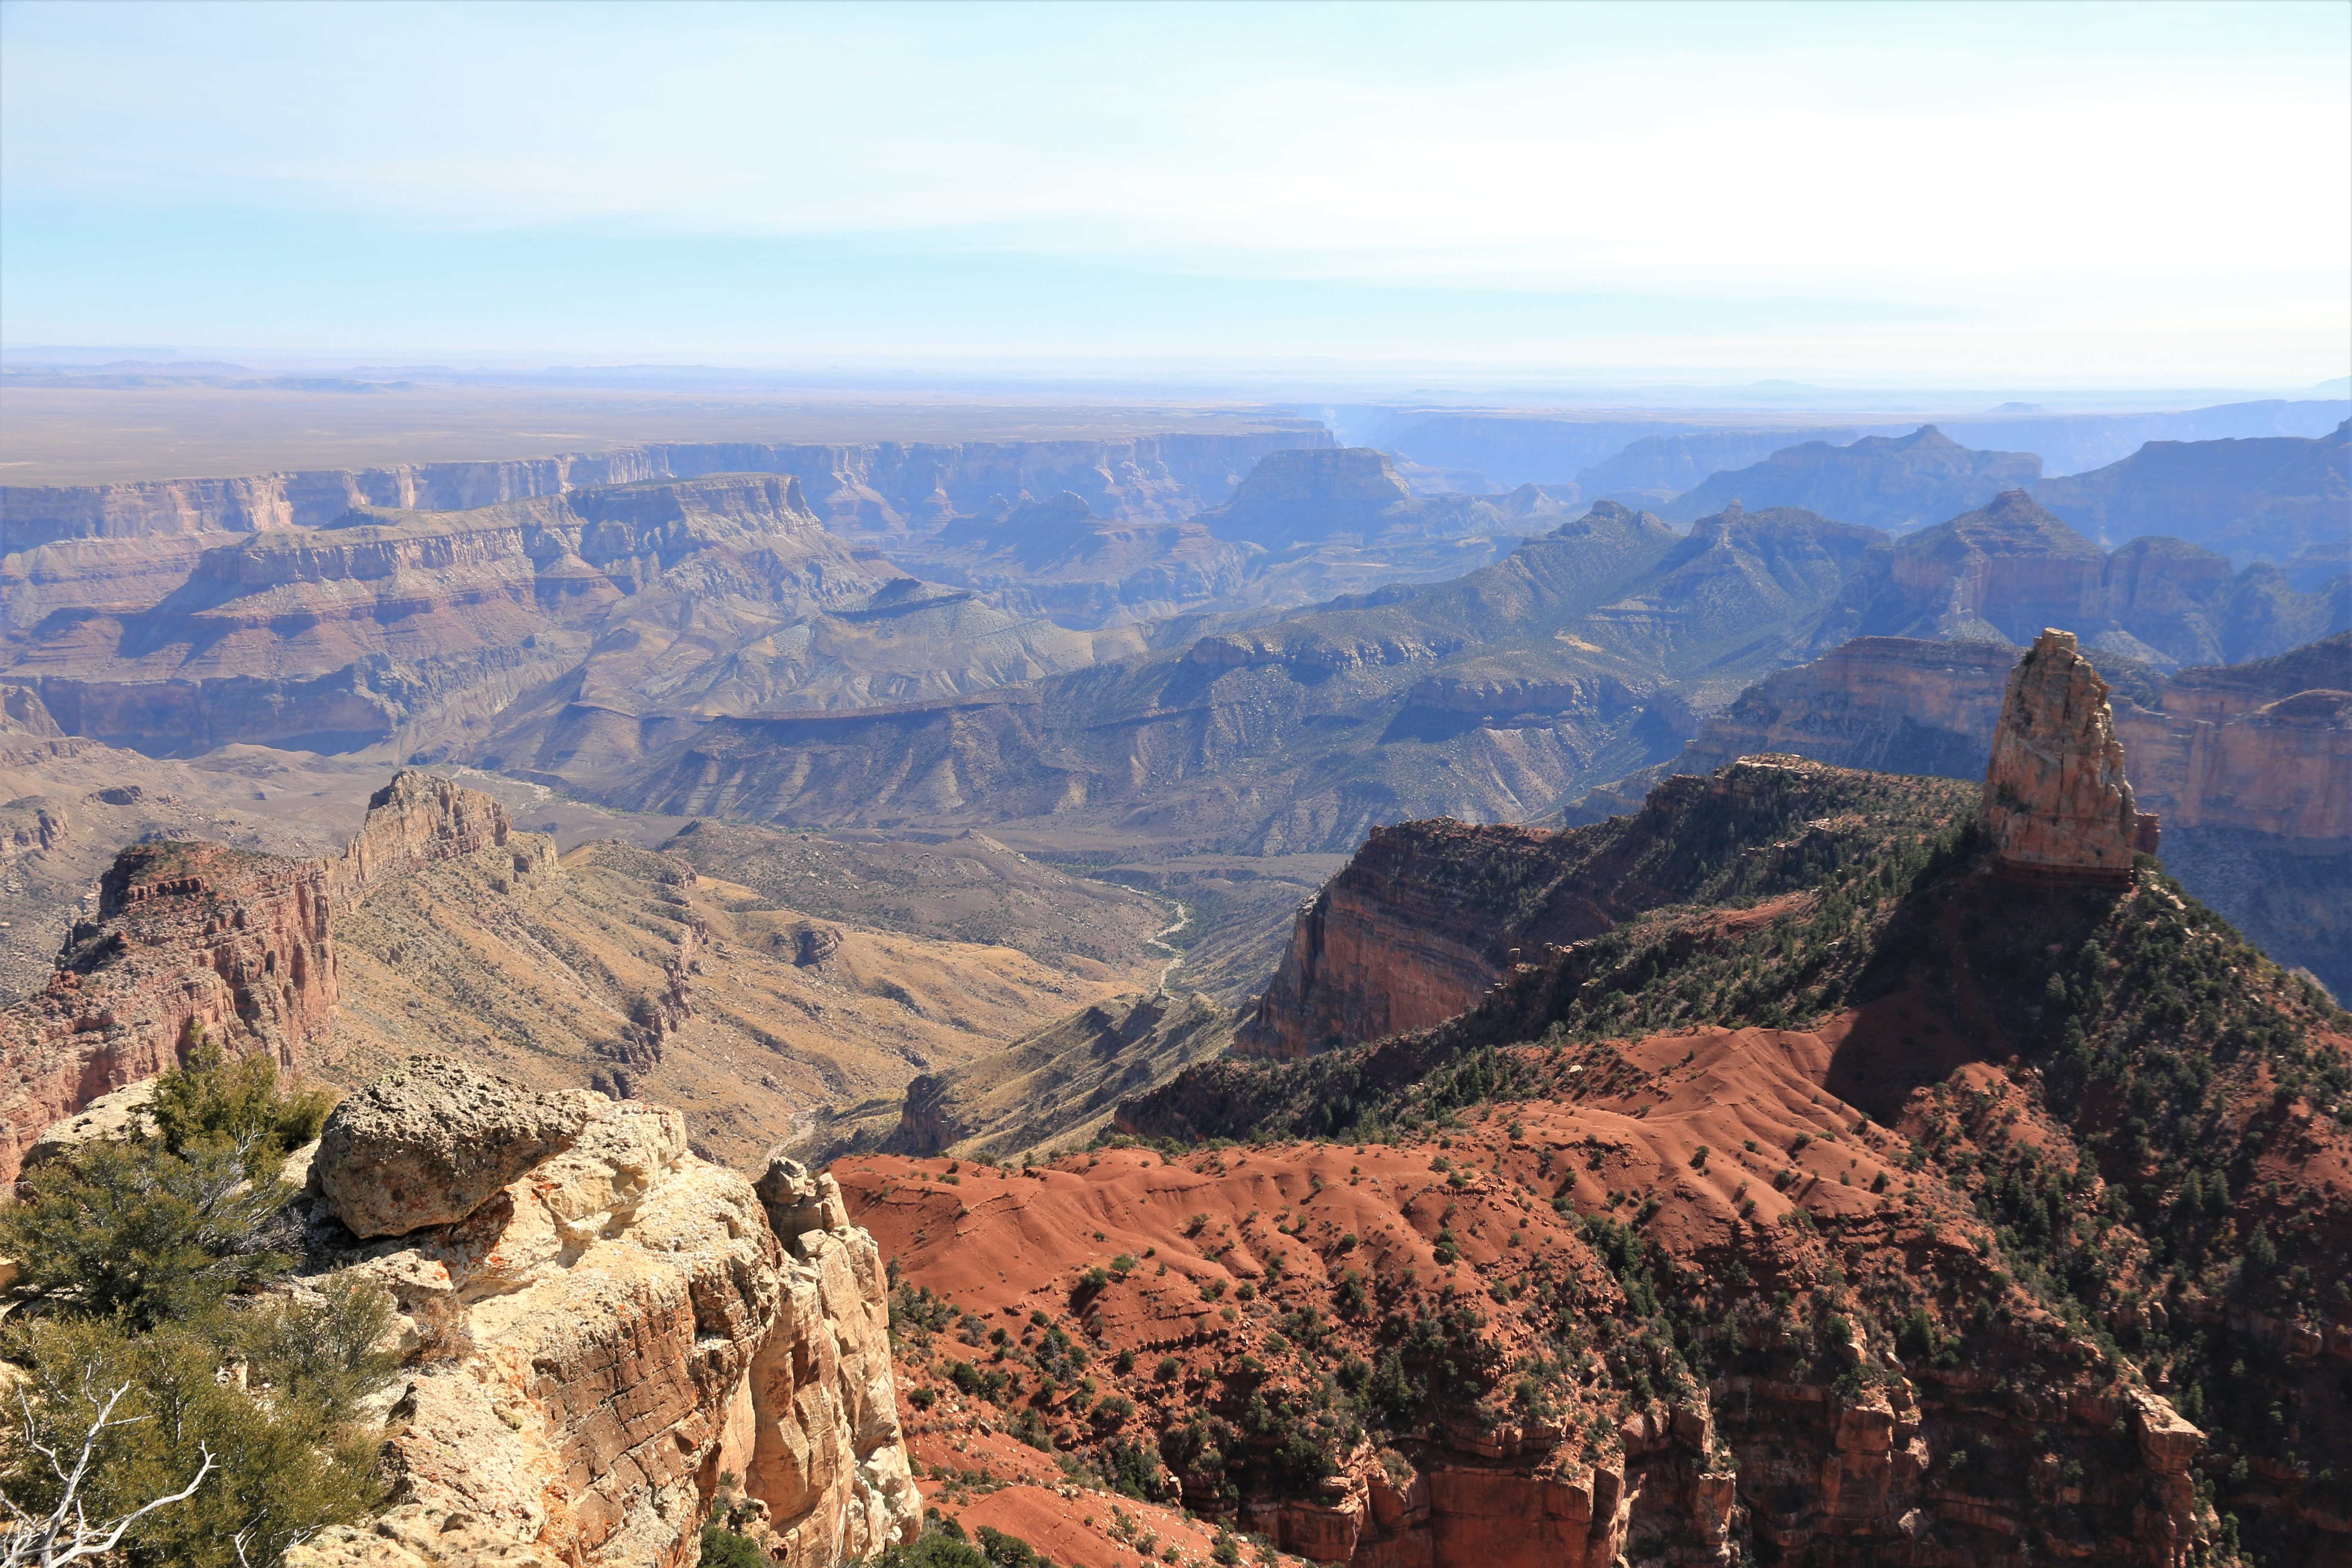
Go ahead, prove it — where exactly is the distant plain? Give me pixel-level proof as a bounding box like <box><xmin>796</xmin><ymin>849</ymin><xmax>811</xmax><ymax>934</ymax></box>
<box><xmin>0</xmin><ymin>381</ymin><xmax>1317</xmax><ymax>484</ymax></box>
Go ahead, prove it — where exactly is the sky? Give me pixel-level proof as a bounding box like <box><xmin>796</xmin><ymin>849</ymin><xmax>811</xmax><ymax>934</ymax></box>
<box><xmin>3</xmin><ymin>0</ymin><xmax>2347</xmax><ymax>386</ymax></box>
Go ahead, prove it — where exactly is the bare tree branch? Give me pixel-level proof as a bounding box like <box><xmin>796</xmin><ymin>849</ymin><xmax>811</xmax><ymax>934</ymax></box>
<box><xmin>0</xmin><ymin>1384</ymin><xmax>212</xmax><ymax>1568</ymax></box>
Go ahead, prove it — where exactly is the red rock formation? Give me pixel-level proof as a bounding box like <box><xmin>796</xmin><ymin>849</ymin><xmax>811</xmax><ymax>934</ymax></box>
<box><xmin>847</xmin><ymin>1079</ymin><xmax>2226</xmax><ymax>1568</ymax></box>
<box><xmin>2115</xmin><ymin>641</ymin><xmax>2352</xmax><ymax>841</ymax></box>
<box><xmin>1246</xmin><ymin>758</ymin><xmax>1960</xmax><ymax>1058</ymax></box>
<box><xmin>0</xmin><ymin>840</ymin><xmax>334</xmax><ymax>1184</ymax></box>
<box><xmin>1981</xmin><ymin>629</ymin><xmax>2160</xmax><ymax>880</ymax></box>
<box><xmin>329</xmin><ymin>770</ymin><xmax>512</xmax><ymax>908</ymax></box>
<box><xmin>1243</xmin><ymin>818</ymin><xmax>1558</xmax><ymax>1059</ymax></box>
<box><xmin>0</xmin><ymin>770</ymin><xmax>519</xmax><ymax>1185</ymax></box>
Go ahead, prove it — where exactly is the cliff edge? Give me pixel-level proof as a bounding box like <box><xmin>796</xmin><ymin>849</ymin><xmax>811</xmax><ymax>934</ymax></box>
<box><xmin>285</xmin><ymin>1057</ymin><xmax>919</xmax><ymax>1568</ymax></box>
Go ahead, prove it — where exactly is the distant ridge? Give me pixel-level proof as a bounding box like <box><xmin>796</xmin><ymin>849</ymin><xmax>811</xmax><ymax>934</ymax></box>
<box><xmin>1660</xmin><ymin>425</ymin><xmax>2041</xmax><ymax>531</ymax></box>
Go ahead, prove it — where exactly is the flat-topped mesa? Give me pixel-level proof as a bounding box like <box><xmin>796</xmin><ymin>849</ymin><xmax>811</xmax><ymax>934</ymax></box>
<box><xmin>1981</xmin><ymin>628</ymin><xmax>2160</xmax><ymax>882</ymax></box>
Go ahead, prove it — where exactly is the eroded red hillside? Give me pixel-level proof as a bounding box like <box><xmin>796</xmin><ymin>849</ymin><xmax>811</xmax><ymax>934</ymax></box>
<box><xmin>839</xmin><ymin>1004</ymin><xmax>2244</xmax><ymax>1568</ymax></box>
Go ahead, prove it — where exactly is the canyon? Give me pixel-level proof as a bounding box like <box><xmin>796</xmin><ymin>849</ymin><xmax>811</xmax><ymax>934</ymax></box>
<box><xmin>0</xmin><ymin>765</ymin><xmax>1169</xmax><ymax>1182</ymax></box>
<box><xmin>2</xmin><ymin>400</ymin><xmax>2348</xmax><ymax>1568</ymax></box>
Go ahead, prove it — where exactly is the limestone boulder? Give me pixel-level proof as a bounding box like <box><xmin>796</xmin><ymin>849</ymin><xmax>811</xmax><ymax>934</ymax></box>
<box><xmin>284</xmin><ymin>1504</ymin><xmax>565</xmax><ymax>1568</ymax></box>
<box><xmin>313</xmin><ymin>1056</ymin><xmax>590</xmax><ymax>1238</ymax></box>
<box><xmin>311</xmin><ymin>1083</ymin><xmax>919</xmax><ymax>1568</ymax></box>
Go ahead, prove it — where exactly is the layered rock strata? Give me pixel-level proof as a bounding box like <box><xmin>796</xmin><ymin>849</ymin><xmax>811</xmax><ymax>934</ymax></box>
<box><xmin>1639</xmin><ymin>631</ymin><xmax>2351</xmax><ymax>992</ymax></box>
<box><xmin>1</xmin><ymin>471</ymin><xmax>1132</xmax><ymax>758</ymax></box>
<box><xmin>1981</xmin><ymin>629</ymin><xmax>2159</xmax><ymax>880</ymax></box>
<box><xmin>0</xmin><ymin>839</ymin><xmax>334</xmax><ymax>1183</ymax></box>
<box><xmin>0</xmin><ymin>430</ymin><xmax>1327</xmax><ymax>549</ymax></box>
<box><xmin>0</xmin><ymin>770</ymin><xmax>507</xmax><ymax>1184</ymax></box>
<box><xmin>291</xmin><ymin>1063</ymin><xmax>919</xmax><ymax>1568</ymax></box>
<box><xmin>328</xmin><ymin>770</ymin><xmax>514</xmax><ymax>905</ymax></box>
<box><xmin>1245</xmin><ymin>757</ymin><xmax>1947</xmax><ymax>1057</ymax></box>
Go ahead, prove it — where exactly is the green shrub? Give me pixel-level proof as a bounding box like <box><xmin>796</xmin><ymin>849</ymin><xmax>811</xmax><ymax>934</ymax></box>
<box><xmin>2</xmin><ymin>1279</ymin><xmax>396</xmax><ymax>1567</ymax></box>
<box><xmin>0</xmin><ymin>1043</ymin><xmax>396</xmax><ymax>1566</ymax></box>
<box><xmin>699</xmin><ymin>1524</ymin><xmax>767</xmax><ymax>1568</ymax></box>
<box><xmin>0</xmin><ymin>1138</ymin><xmax>293</xmax><ymax>1330</ymax></box>
<box><xmin>148</xmin><ymin>1032</ymin><xmax>336</xmax><ymax>1173</ymax></box>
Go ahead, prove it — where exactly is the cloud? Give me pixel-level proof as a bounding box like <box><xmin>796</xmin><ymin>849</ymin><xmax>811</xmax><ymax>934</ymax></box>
<box><xmin>3</xmin><ymin>0</ymin><xmax>2344</xmax><ymax>373</ymax></box>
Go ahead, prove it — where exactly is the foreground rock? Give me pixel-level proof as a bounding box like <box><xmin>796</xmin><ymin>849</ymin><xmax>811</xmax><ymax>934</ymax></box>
<box><xmin>290</xmin><ymin>1061</ymin><xmax>919</xmax><ymax>1568</ymax></box>
<box><xmin>312</xmin><ymin>1056</ymin><xmax>589</xmax><ymax>1237</ymax></box>
<box><xmin>1982</xmin><ymin>628</ymin><xmax>2159</xmax><ymax>880</ymax></box>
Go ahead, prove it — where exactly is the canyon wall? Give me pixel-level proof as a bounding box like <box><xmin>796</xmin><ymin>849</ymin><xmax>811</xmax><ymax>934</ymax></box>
<box><xmin>0</xmin><ymin>841</ymin><xmax>333</xmax><ymax>1185</ymax></box>
<box><xmin>0</xmin><ymin>472</ymin><xmax>1121</xmax><ymax>758</ymax></box>
<box><xmin>0</xmin><ymin>769</ymin><xmax>506</xmax><ymax>1184</ymax></box>
<box><xmin>0</xmin><ymin>430</ymin><xmax>1329</xmax><ymax>550</ymax></box>
<box><xmin>1243</xmin><ymin>757</ymin><xmax>1948</xmax><ymax>1057</ymax></box>
<box><xmin>1244</xmin><ymin>818</ymin><xmax>1565</xmax><ymax>1059</ymax></box>
<box><xmin>1681</xmin><ymin>634</ymin><xmax>2351</xmax><ymax>843</ymax></box>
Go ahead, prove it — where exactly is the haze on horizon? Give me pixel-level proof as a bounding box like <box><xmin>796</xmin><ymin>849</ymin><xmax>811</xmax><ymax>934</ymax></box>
<box><xmin>3</xmin><ymin>0</ymin><xmax>2348</xmax><ymax>390</ymax></box>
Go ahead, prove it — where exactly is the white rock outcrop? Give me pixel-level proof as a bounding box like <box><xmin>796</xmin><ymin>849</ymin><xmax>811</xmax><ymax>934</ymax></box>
<box><xmin>289</xmin><ymin>1069</ymin><xmax>919</xmax><ymax>1568</ymax></box>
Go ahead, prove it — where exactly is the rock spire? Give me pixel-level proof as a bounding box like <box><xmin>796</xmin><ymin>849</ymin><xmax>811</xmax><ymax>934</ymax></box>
<box><xmin>1981</xmin><ymin>628</ymin><xmax>2159</xmax><ymax>880</ymax></box>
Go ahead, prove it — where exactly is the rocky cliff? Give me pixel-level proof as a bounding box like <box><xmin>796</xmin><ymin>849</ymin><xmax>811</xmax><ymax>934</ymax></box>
<box><xmin>284</xmin><ymin>1058</ymin><xmax>919</xmax><ymax>1568</ymax></box>
<box><xmin>328</xmin><ymin>770</ymin><xmax>514</xmax><ymax>906</ymax></box>
<box><xmin>2031</xmin><ymin>420</ymin><xmax>2351</xmax><ymax>561</ymax></box>
<box><xmin>0</xmin><ymin>839</ymin><xmax>333</xmax><ymax>1184</ymax></box>
<box><xmin>1245</xmin><ymin>819</ymin><xmax>1562</xmax><ymax>1059</ymax></box>
<box><xmin>1981</xmin><ymin>629</ymin><xmax>2161</xmax><ymax>881</ymax></box>
<box><xmin>1670</xmin><ymin>633</ymin><xmax>2351</xmax><ymax>843</ymax></box>
<box><xmin>0</xmin><ymin>769</ymin><xmax>505</xmax><ymax>1184</ymax></box>
<box><xmin>1245</xmin><ymin>760</ymin><xmax>1972</xmax><ymax>1057</ymax></box>
<box><xmin>0</xmin><ymin>431</ymin><xmax>1327</xmax><ymax>550</ymax></box>
<box><xmin>1632</xmin><ymin>631</ymin><xmax>2352</xmax><ymax>991</ymax></box>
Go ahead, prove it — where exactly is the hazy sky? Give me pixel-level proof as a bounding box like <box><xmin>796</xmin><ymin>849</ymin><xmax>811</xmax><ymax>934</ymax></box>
<box><xmin>3</xmin><ymin>0</ymin><xmax>2346</xmax><ymax>384</ymax></box>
